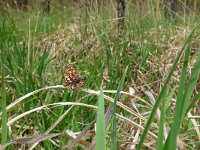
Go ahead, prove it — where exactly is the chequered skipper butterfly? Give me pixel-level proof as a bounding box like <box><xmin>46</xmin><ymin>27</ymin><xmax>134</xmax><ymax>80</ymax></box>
<box><xmin>64</xmin><ymin>65</ymin><xmax>86</xmax><ymax>90</ymax></box>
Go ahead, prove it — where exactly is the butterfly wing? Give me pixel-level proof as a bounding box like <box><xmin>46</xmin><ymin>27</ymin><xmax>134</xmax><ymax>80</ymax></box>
<box><xmin>64</xmin><ymin>65</ymin><xmax>78</xmax><ymax>86</ymax></box>
<box><xmin>64</xmin><ymin>65</ymin><xmax>86</xmax><ymax>90</ymax></box>
<box><xmin>67</xmin><ymin>65</ymin><xmax>78</xmax><ymax>80</ymax></box>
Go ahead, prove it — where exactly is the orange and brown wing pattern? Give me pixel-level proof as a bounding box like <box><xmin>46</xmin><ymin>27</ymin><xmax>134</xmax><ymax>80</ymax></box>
<box><xmin>64</xmin><ymin>65</ymin><xmax>86</xmax><ymax>90</ymax></box>
<box><xmin>64</xmin><ymin>65</ymin><xmax>78</xmax><ymax>84</ymax></box>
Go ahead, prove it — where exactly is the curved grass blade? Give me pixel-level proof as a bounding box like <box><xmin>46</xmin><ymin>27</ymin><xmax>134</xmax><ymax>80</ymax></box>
<box><xmin>137</xmin><ymin>28</ymin><xmax>196</xmax><ymax>150</ymax></box>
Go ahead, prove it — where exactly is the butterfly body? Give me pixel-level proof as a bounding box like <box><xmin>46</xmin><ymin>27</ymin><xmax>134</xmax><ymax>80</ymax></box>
<box><xmin>64</xmin><ymin>65</ymin><xmax>86</xmax><ymax>90</ymax></box>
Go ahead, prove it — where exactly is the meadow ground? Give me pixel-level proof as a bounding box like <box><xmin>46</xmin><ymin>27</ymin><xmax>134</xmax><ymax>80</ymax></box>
<box><xmin>1</xmin><ymin>1</ymin><xmax>200</xmax><ymax>149</ymax></box>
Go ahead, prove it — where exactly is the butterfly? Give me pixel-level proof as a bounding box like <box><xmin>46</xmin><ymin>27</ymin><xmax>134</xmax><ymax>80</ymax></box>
<box><xmin>64</xmin><ymin>65</ymin><xmax>86</xmax><ymax>90</ymax></box>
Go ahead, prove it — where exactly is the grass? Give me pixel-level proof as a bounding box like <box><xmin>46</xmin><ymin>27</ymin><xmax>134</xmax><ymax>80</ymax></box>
<box><xmin>1</xmin><ymin>61</ymin><xmax>8</xmax><ymax>145</ymax></box>
<box><xmin>96</xmin><ymin>86</ymin><xmax>105</xmax><ymax>150</ymax></box>
<box><xmin>137</xmin><ymin>28</ymin><xmax>197</xmax><ymax>150</ymax></box>
<box><xmin>0</xmin><ymin>1</ymin><xmax>200</xmax><ymax>149</ymax></box>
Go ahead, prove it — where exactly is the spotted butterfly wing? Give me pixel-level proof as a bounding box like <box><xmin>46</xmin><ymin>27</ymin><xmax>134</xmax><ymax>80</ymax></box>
<box><xmin>64</xmin><ymin>65</ymin><xmax>86</xmax><ymax>90</ymax></box>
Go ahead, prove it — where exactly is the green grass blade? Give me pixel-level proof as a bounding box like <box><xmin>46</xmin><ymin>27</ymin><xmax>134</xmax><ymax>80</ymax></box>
<box><xmin>164</xmin><ymin>86</ymin><xmax>177</xmax><ymax>113</ymax></box>
<box><xmin>137</xmin><ymin>28</ymin><xmax>196</xmax><ymax>150</ymax></box>
<box><xmin>1</xmin><ymin>66</ymin><xmax>8</xmax><ymax>144</ymax></box>
<box><xmin>37</xmin><ymin>50</ymin><xmax>51</xmax><ymax>76</ymax></box>
<box><xmin>186</xmin><ymin>92</ymin><xmax>200</xmax><ymax>113</ymax></box>
<box><xmin>156</xmin><ymin>97</ymin><xmax>165</xmax><ymax>150</ymax></box>
<box><xmin>96</xmin><ymin>86</ymin><xmax>106</xmax><ymax>150</ymax></box>
<box><xmin>111</xmin><ymin>66</ymin><xmax>128</xmax><ymax>150</ymax></box>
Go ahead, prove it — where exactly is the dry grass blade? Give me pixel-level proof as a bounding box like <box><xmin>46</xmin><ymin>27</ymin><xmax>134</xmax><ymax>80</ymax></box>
<box><xmin>187</xmin><ymin>112</ymin><xmax>200</xmax><ymax>140</ymax></box>
<box><xmin>6</xmin><ymin>97</ymin><xmax>158</xmax><ymax>141</ymax></box>
<box><xmin>116</xmin><ymin>114</ymin><xmax>157</xmax><ymax>139</ymax></box>
<box><xmin>1</xmin><ymin>85</ymin><xmax>153</xmax><ymax>129</ymax></box>
<box><xmin>0</xmin><ymin>133</ymin><xmax>61</xmax><ymax>150</ymax></box>
<box><xmin>6</xmin><ymin>99</ymin><xmax>159</xmax><ymax>148</ymax></box>
<box><xmin>80</xmin><ymin>88</ymin><xmax>157</xmax><ymax>128</ymax></box>
<box><xmin>0</xmin><ymin>85</ymin><xmax>65</xmax><ymax>117</ymax></box>
<box><xmin>8</xmin><ymin>102</ymin><xmax>98</xmax><ymax>126</ymax></box>
<box><xmin>67</xmin><ymin>120</ymin><xmax>96</xmax><ymax>150</ymax></box>
<box><xmin>2</xmin><ymin>84</ymin><xmax>188</xmax><ymax>149</ymax></box>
